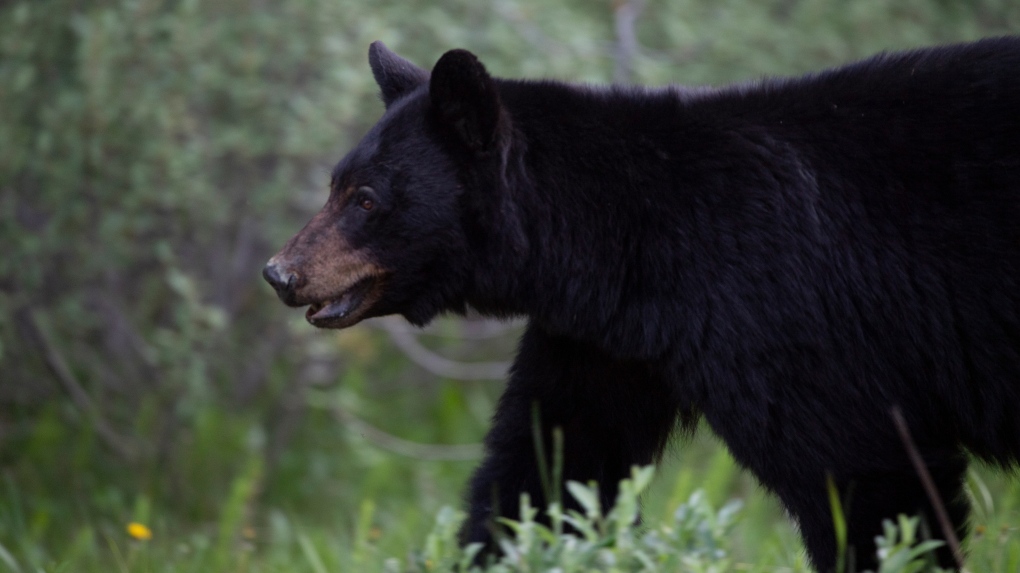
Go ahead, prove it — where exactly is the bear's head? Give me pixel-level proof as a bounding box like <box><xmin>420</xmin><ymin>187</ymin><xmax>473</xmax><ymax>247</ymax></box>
<box><xmin>263</xmin><ymin>42</ymin><xmax>524</xmax><ymax>329</ymax></box>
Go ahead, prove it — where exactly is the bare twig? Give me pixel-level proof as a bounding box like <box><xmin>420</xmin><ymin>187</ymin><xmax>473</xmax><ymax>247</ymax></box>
<box><xmin>374</xmin><ymin>316</ymin><xmax>511</xmax><ymax>380</ymax></box>
<box><xmin>494</xmin><ymin>0</ymin><xmax>701</xmax><ymax>83</ymax></box>
<box><xmin>375</xmin><ymin>316</ymin><xmax>523</xmax><ymax>340</ymax></box>
<box><xmin>87</xmin><ymin>289</ymin><xmax>157</xmax><ymax>390</ymax></box>
<box><xmin>612</xmin><ymin>0</ymin><xmax>646</xmax><ymax>84</ymax></box>
<box><xmin>890</xmin><ymin>407</ymin><xmax>966</xmax><ymax>569</ymax></box>
<box><xmin>328</xmin><ymin>401</ymin><xmax>482</xmax><ymax>461</ymax></box>
<box><xmin>17</xmin><ymin>308</ymin><xmax>137</xmax><ymax>460</ymax></box>
<box><xmin>459</xmin><ymin>317</ymin><xmax>525</xmax><ymax>339</ymax></box>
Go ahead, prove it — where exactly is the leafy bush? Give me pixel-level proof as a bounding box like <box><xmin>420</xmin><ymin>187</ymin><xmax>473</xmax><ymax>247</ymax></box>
<box><xmin>402</xmin><ymin>466</ymin><xmax>952</xmax><ymax>573</ymax></box>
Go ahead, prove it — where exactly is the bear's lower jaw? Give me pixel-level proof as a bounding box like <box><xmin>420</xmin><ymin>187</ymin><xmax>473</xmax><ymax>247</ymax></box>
<box><xmin>305</xmin><ymin>276</ymin><xmax>379</xmax><ymax>329</ymax></box>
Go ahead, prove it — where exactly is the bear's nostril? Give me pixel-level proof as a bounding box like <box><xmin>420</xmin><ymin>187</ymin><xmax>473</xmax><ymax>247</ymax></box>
<box><xmin>262</xmin><ymin>262</ymin><xmax>297</xmax><ymax>300</ymax></box>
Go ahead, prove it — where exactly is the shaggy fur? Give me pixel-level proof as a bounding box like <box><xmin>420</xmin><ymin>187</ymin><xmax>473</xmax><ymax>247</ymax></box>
<box><xmin>264</xmin><ymin>38</ymin><xmax>1020</xmax><ymax>571</ymax></box>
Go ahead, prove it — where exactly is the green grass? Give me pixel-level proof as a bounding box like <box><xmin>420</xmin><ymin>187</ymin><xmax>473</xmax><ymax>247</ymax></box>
<box><xmin>2</xmin><ymin>324</ymin><xmax>1018</xmax><ymax>572</ymax></box>
<box><xmin>2</xmin><ymin>403</ymin><xmax>1017</xmax><ymax>571</ymax></box>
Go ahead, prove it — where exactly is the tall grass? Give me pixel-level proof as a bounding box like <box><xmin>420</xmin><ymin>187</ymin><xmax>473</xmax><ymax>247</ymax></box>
<box><xmin>2</xmin><ymin>389</ymin><xmax>1016</xmax><ymax>572</ymax></box>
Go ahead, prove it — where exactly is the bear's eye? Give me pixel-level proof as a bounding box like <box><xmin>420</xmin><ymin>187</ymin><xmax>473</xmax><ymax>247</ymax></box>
<box><xmin>355</xmin><ymin>186</ymin><xmax>376</xmax><ymax>211</ymax></box>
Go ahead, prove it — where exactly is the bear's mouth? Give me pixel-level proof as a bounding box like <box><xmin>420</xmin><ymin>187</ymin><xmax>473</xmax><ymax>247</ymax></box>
<box><xmin>305</xmin><ymin>276</ymin><xmax>379</xmax><ymax>329</ymax></box>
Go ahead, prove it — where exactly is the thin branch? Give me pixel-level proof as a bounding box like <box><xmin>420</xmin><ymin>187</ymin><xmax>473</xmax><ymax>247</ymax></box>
<box><xmin>374</xmin><ymin>316</ymin><xmax>511</xmax><ymax>380</ymax></box>
<box><xmin>328</xmin><ymin>401</ymin><xmax>482</xmax><ymax>461</ymax></box>
<box><xmin>459</xmin><ymin>317</ymin><xmax>525</xmax><ymax>340</ymax></box>
<box><xmin>87</xmin><ymin>289</ymin><xmax>157</xmax><ymax>390</ymax></box>
<box><xmin>17</xmin><ymin>308</ymin><xmax>137</xmax><ymax>460</ymax></box>
<box><xmin>612</xmin><ymin>0</ymin><xmax>646</xmax><ymax>84</ymax></box>
<box><xmin>371</xmin><ymin>315</ymin><xmax>523</xmax><ymax>340</ymax></box>
<box><xmin>495</xmin><ymin>0</ymin><xmax>704</xmax><ymax>84</ymax></box>
<box><xmin>890</xmin><ymin>407</ymin><xmax>966</xmax><ymax>569</ymax></box>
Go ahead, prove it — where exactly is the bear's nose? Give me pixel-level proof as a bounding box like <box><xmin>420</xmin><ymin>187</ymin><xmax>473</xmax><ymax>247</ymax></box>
<box><xmin>262</xmin><ymin>261</ymin><xmax>297</xmax><ymax>302</ymax></box>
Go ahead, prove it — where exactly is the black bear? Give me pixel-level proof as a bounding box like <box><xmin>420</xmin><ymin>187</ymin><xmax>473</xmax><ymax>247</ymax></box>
<box><xmin>264</xmin><ymin>38</ymin><xmax>1020</xmax><ymax>571</ymax></box>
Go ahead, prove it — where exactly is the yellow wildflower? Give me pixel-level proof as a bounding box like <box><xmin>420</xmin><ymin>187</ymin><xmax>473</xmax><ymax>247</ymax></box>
<box><xmin>127</xmin><ymin>522</ymin><xmax>153</xmax><ymax>541</ymax></box>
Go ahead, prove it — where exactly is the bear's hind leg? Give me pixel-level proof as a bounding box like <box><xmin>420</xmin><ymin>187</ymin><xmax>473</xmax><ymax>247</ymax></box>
<box><xmin>780</xmin><ymin>453</ymin><xmax>969</xmax><ymax>572</ymax></box>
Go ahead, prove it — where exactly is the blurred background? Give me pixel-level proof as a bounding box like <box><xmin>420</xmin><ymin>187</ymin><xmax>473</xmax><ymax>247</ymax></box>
<box><xmin>1</xmin><ymin>0</ymin><xmax>1019</xmax><ymax>570</ymax></box>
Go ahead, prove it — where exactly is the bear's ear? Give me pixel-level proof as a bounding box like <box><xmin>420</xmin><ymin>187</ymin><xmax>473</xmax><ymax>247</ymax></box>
<box><xmin>369</xmin><ymin>41</ymin><xmax>429</xmax><ymax>108</ymax></box>
<box><xmin>429</xmin><ymin>49</ymin><xmax>503</xmax><ymax>152</ymax></box>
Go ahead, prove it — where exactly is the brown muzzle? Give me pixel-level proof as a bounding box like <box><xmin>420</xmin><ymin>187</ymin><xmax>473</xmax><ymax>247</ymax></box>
<box><xmin>262</xmin><ymin>202</ymin><xmax>384</xmax><ymax>328</ymax></box>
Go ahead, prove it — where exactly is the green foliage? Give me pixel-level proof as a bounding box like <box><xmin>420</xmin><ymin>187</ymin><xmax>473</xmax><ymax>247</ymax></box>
<box><xmin>401</xmin><ymin>468</ymin><xmax>958</xmax><ymax>573</ymax></box>
<box><xmin>873</xmin><ymin>516</ymin><xmax>948</xmax><ymax>573</ymax></box>
<box><xmin>415</xmin><ymin>466</ymin><xmax>742</xmax><ymax>572</ymax></box>
<box><xmin>2</xmin><ymin>0</ymin><xmax>1020</xmax><ymax>571</ymax></box>
<box><xmin>827</xmin><ymin>475</ymin><xmax>849</xmax><ymax>573</ymax></box>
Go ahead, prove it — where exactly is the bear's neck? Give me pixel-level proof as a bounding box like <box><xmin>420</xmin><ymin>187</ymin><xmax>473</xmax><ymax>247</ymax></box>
<box><xmin>466</xmin><ymin>80</ymin><xmax>759</xmax><ymax>359</ymax></box>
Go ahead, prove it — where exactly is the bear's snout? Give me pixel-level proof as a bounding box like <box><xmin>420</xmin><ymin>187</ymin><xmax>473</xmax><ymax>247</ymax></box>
<box><xmin>262</xmin><ymin>260</ymin><xmax>299</xmax><ymax>304</ymax></box>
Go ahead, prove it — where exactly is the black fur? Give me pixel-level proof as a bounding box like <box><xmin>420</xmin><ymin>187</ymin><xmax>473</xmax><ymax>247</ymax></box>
<box><xmin>302</xmin><ymin>39</ymin><xmax>1020</xmax><ymax>571</ymax></box>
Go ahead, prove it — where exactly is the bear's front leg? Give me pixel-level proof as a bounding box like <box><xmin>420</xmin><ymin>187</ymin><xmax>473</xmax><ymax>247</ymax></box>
<box><xmin>459</xmin><ymin>323</ymin><xmax>681</xmax><ymax>551</ymax></box>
